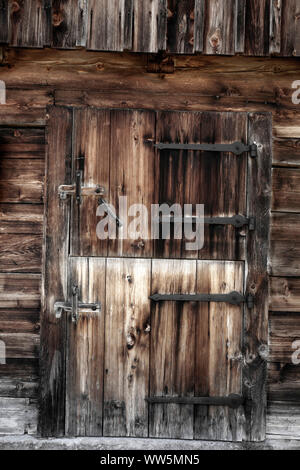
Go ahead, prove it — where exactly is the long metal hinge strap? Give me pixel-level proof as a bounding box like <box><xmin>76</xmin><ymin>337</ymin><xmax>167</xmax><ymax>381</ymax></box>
<box><xmin>156</xmin><ymin>215</ymin><xmax>255</xmax><ymax>230</ymax></box>
<box><xmin>154</xmin><ymin>141</ymin><xmax>258</xmax><ymax>157</ymax></box>
<box><xmin>149</xmin><ymin>291</ymin><xmax>254</xmax><ymax>308</ymax></box>
<box><xmin>145</xmin><ymin>394</ymin><xmax>244</xmax><ymax>409</ymax></box>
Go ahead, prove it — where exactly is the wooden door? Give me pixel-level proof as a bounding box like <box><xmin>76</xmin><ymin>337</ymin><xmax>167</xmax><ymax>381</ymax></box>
<box><xmin>40</xmin><ymin>107</ymin><xmax>272</xmax><ymax>441</ymax></box>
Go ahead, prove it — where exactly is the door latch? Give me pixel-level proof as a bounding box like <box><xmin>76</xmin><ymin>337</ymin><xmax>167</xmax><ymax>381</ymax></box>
<box><xmin>58</xmin><ymin>170</ymin><xmax>105</xmax><ymax>202</ymax></box>
<box><xmin>54</xmin><ymin>283</ymin><xmax>101</xmax><ymax>323</ymax></box>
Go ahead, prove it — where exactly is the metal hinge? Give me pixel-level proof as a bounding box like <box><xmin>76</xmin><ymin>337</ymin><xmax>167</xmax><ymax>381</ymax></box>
<box><xmin>149</xmin><ymin>291</ymin><xmax>255</xmax><ymax>309</ymax></box>
<box><xmin>58</xmin><ymin>170</ymin><xmax>105</xmax><ymax>202</ymax></box>
<box><xmin>154</xmin><ymin>141</ymin><xmax>258</xmax><ymax>157</ymax></box>
<box><xmin>145</xmin><ymin>394</ymin><xmax>244</xmax><ymax>409</ymax></box>
<box><xmin>54</xmin><ymin>284</ymin><xmax>101</xmax><ymax>323</ymax></box>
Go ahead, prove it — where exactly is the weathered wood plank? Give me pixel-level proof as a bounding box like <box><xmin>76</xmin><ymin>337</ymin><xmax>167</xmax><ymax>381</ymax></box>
<box><xmin>71</xmin><ymin>107</ymin><xmax>110</xmax><ymax>257</ymax></box>
<box><xmin>39</xmin><ymin>106</ymin><xmax>72</xmax><ymax>437</ymax></box>
<box><xmin>167</xmin><ymin>0</ymin><xmax>195</xmax><ymax>54</ymax></box>
<box><xmin>270</xmin><ymin>213</ymin><xmax>300</xmax><ymax>276</ymax></box>
<box><xmin>235</xmin><ymin>0</ymin><xmax>246</xmax><ymax>53</ymax></box>
<box><xmin>52</xmin><ymin>0</ymin><xmax>80</xmax><ymax>49</ymax></box>
<box><xmin>273</xmin><ymin>136</ymin><xmax>300</xmax><ymax>167</ymax></box>
<box><xmin>65</xmin><ymin>258</ymin><xmax>105</xmax><ymax>437</ymax></box>
<box><xmin>243</xmin><ymin>113</ymin><xmax>272</xmax><ymax>441</ymax></box>
<box><xmin>193</xmin><ymin>0</ymin><xmax>205</xmax><ymax>52</ymax></box>
<box><xmin>270</xmin><ymin>277</ymin><xmax>300</xmax><ymax>311</ymax></box>
<box><xmin>0</xmin><ymin>398</ymin><xmax>37</xmax><ymax>435</ymax></box>
<box><xmin>270</xmin><ymin>0</ymin><xmax>282</xmax><ymax>54</ymax></box>
<box><xmin>0</xmin><ymin>0</ymin><xmax>9</xmax><ymax>43</ymax></box>
<box><xmin>124</xmin><ymin>0</ymin><xmax>133</xmax><ymax>49</ymax></box>
<box><xmin>204</xmin><ymin>0</ymin><xmax>236</xmax><ymax>55</ymax></box>
<box><xmin>104</xmin><ymin>258</ymin><xmax>151</xmax><ymax>437</ymax></box>
<box><xmin>0</xmin><ymin>234</ymin><xmax>42</xmax><ymax>273</ymax></box>
<box><xmin>87</xmin><ymin>0</ymin><xmax>125</xmax><ymax>51</ymax></box>
<box><xmin>268</xmin><ymin>362</ymin><xmax>300</xmax><ymax>401</ymax></box>
<box><xmin>267</xmin><ymin>402</ymin><xmax>300</xmax><ymax>439</ymax></box>
<box><xmin>0</xmin><ymin>358</ymin><xmax>39</xmax><ymax>398</ymax></box>
<box><xmin>0</xmin><ymin>274</ymin><xmax>40</xmax><ymax>302</ymax></box>
<box><xmin>8</xmin><ymin>0</ymin><xmax>47</xmax><ymax>48</ymax></box>
<box><xmin>0</xmin><ymin>204</ymin><xmax>43</xmax><ymax>234</ymax></box>
<box><xmin>194</xmin><ymin>261</ymin><xmax>245</xmax><ymax>441</ymax></box>
<box><xmin>133</xmin><ymin>0</ymin><xmax>167</xmax><ymax>52</ymax></box>
<box><xmin>150</xmin><ymin>259</ymin><xmax>196</xmax><ymax>439</ymax></box>
<box><xmin>0</xmin><ymin>309</ymin><xmax>40</xmax><ymax>334</ymax></box>
<box><xmin>272</xmin><ymin>168</ymin><xmax>300</xmax><ymax>212</ymax></box>
<box><xmin>0</xmin><ymin>158</ymin><xmax>44</xmax><ymax>203</ymax></box>
<box><xmin>0</xmin><ymin>332</ymin><xmax>39</xmax><ymax>359</ymax></box>
<box><xmin>281</xmin><ymin>0</ymin><xmax>300</xmax><ymax>56</ymax></box>
<box><xmin>245</xmin><ymin>0</ymin><xmax>270</xmax><ymax>56</ymax></box>
<box><xmin>269</xmin><ymin>314</ymin><xmax>300</xmax><ymax>363</ymax></box>
<box><xmin>76</xmin><ymin>0</ymin><xmax>88</xmax><ymax>47</ymax></box>
<box><xmin>0</xmin><ymin>378</ymin><xmax>38</xmax><ymax>398</ymax></box>
<box><xmin>108</xmin><ymin>109</ymin><xmax>155</xmax><ymax>258</ymax></box>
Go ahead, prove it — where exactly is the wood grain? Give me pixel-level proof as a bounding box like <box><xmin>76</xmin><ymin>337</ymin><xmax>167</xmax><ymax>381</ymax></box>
<box><xmin>8</xmin><ymin>0</ymin><xmax>47</xmax><ymax>48</ymax></box>
<box><xmin>204</xmin><ymin>0</ymin><xmax>236</xmax><ymax>55</ymax></box>
<box><xmin>270</xmin><ymin>213</ymin><xmax>300</xmax><ymax>276</ymax></box>
<box><xmin>272</xmin><ymin>168</ymin><xmax>300</xmax><ymax>212</ymax></box>
<box><xmin>133</xmin><ymin>0</ymin><xmax>167</xmax><ymax>52</ymax></box>
<box><xmin>52</xmin><ymin>0</ymin><xmax>80</xmax><ymax>49</ymax></box>
<box><xmin>270</xmin><ymin>0</ymin><xmax>282</xmax><ymax>54</ymax></box>
<box><xmin>87</xmin><ymin>0</ymin><xmax>125</xmax><ymax>51</ymax></box>
<box><xmin>104</xmin><ymin>258</ymin><xmax>151</xmax><ymax>437</ymax></box>
<box><xmin>0</xmin><ymin>0</ymin><xmax>9</xmax><ymax>43</ymax></box>
<box><xmin>245</xmin><ymin>0</ymin><xmax>270</xmax><ymax>56</ymax></box>
<box><xmin>167</xmin><ymin>0</ymin><xmax>195</xmax><ymax>54</ymax></box>
<box><xmin>281</xmin><ymin>0</ymin><xmax>300</xmax><ymax>56</ymax></box>
<box><xmin>270</xmin><ymin>277</ymin><xmax>300</xmax><ymax>311</ymax></box>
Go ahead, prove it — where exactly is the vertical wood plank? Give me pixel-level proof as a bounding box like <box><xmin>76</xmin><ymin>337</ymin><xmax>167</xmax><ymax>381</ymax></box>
<box><xmin>149</xmin><ymin>259</ymin><xmax>197</xmax><ymax>439</ymax></box>
<box><xmin>124</xmin><ymin>0</ymin><xmax>133</xmax><ymax>50</ymax></box>
<box><xmin>133</xmin><ymin>0</ymin><xmax>167</xmax><ymax>52</ymax></box>
<box><xmin>52</xmin><ymin>0</ymin><xmax>80</xmax><ymax>49</ymax></box>
<box><xmin>244</xmin><ymin>113</ymin><xmax>272</xmax><ymax>441</ymax></box>
<box><xmin>104</xmin><ymin>258</ymin><xmax>151</xmax><ymax>437</ymax></box>
<box><xmin>245</xmin><ymin>0</ymin><xmax>271</xmax><ymax>56</ymax></box>
<box><xmin>270</xmin><ymin>0</ymin><xmax>282</xmax><ymax>54</ymax></box>
<box><xmin>194</xmin><ymin>261</ymin><xmax>245</xmax><ymax>441</ymax></box>
<box><xmin>281</xmin><ymin>0</ymin><xmax>300</xmax><ymax>56</ymax></box>
<box><xmin>65</xmin><ymin>258</ymin><xmax>105</xmax><ymax>436</ymax></box>
<box><xmin>71</xmin><ymin>108</ymin><xmax>111</xmax><ymax>257</ymax></box>
<box><xmin>235</xmin><ymin>0</ymin><xmax>246</xmax><ymax>53</ymax></box>
<box><xmin>203</xmin><ymin>0</ymin><xmax>236</xmax><ymax>55</ymax></box>
<box><xmin>0</xmin><ymin>0</ymin><xmax>9</xmax><ymax>44</ymax></box>
<box><xmin>9</xmin><ymin>0</ymin><xmax>47</xmax><ymax>47</ymax></box>
<box><xmin>39</xmin><ymin>106</ymin><xmax>73</xmax><ymax>436</ymax></box>
<box><xmin>87</xmin><ymin>0</ymin><xmax>125</xmax><ymax>51</ymax></box>
<box><xmin>193</xmin><ymin>0</ymin><xmax>205</xmax><ymax>52</ymax></box>
<box><xmin>76</xmin><ymin>0</ymin><xmax>88</xmax><ymax>47</ymax></box>
<box><xmin>108</xmin><ymin>109</ymin><xmax>156</xmax><ymax>258</ymax></box>
<box><xmin>167</xmin><ymin>0</ymin><xmax>195</xmax><ymax>54</ymax></box>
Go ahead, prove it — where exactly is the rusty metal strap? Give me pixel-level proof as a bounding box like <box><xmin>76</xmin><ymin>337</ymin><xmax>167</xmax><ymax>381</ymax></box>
<box><xmin>149</xmin><ymin>291</ymin><xmax>254</xmax><ymax>308</ymax></box>
<box><xmin>154</xmin><ymin>141</ymin><xmax>257</xmax><ymax>157</ymax></box>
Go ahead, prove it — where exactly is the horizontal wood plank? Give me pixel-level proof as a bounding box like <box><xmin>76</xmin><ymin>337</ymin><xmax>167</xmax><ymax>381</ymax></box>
<box><xmin>270</xmin><ymin>277</ymin><xmax>300</xmax><ymax>311</ymax></box>
<box><xmin>0</xmin><ymin>234</ymin><xmax>43</xmax><ymax>273</ymax></box>
<box><xmin>272</xmin><ymin>168</ymin><xmax>300</xmax><ymax>212</ymax></box>
<box><xmin>0</xmin><ymin>274</ymin><xmax>41</xmax><ymax>302</ymax></box>
<box><xmin>270</xmin><ymin>213</ymin><xmax>300</xmax><ymax>276</ymax></box>
<box><xmin>268</xmin><ymin>362</ymin><xmax>300</xmax><ymax>402</ymax></box>
<box><xmin>267</xmin><ymin>402</ymin><xmax>300</xmax><ymax>440</ymax></box>
<box><xmin>269</xmin><ymin>314</ymin><xmax>300</xmax><ymax>363</ymax></box>
<box><xmin>0</xmin><ymin>204</ymin><xmax>43</xmax><ymax>234</ymax></box>
<box><xmin>0</xmin><ymin>398</ymin><xmax>37</xmax><ymax>435</ymax></box>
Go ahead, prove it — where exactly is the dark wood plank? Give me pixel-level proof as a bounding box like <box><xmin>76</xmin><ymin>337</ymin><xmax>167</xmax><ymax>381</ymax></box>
<box><xmin>39</xmin><ymin>106</ymin><xmax>72</xmax><ymax>437</ymax></box>
<box><xmin>269</xmin><ymin>314</ymin><xmax>300</xmax><ymax>363</ymax></box>
<box><xmin>0</xmin><ymin>158</ymin><xmax>44</xmax><ymax>203</ymax></box>
<box><xmin>0</xmin><ymin>273</ymin><xmax>40</xmax><ymax>302</ymax></box>
<box><xmin>243</xmin><ymin>113</ymin><xmax>272</xmax><ymax>441</ymax></box>
<box><xmin>270</xmin><ymin>212</ymin><xmax>300</xmax><ymax>276</ymax></box>
<box><xmin>193</xmin><ymin>0</ymin><xmax>205</xmax><ymax>52</ymax></box>
<box><xmin>270</xmin><ymin>0</ymin><xmax>282</xmax><ymax>54</ymax></box>
<box><xmin>65</xmin><ymin>258</ymin><xmax>105</xmax><ymax>437</ymax></box>
<box><xmin>150</xmin><ymin>259</ymin><xmax>196</xmax><ymax>439</ymax></box>
<box><xmin>9</xmin><ymin>0</ymin><xmax>47</xmax><ymax>48</ymax></box>
<box><xmin>124</xmin><ymin>0</ymin><xmax>133</xmax><ymax>50</ymax></box>
<box><xmin>268</xmin><ymin>362</ymin><xmax>300</xmax><ymax>402</ymax></box>
<box><xmin>0</xmin><ymin>0</ymin><xmax>9</xmax><ymax>43</ymax></box>
<box><xmin>270</xmin><ymin>277</ymin><xmax>300</xmax><ymax>311</ymax></box>
<box><xmin>0</xmin><ymin>309</ymin><xmax>40</xmax><ymax>334</ymax></box>
<box><xmin>0</xmin><ymin>234</ymin><xmax>42</xmax><ymax>273</ymax></box>
<box><xmin>203</xmin><ymin>0</ymin><xmax>236</xmax><ymax>55</ymax></box>
<box><xmin>167</xmin><ymin>0</ymin><xmax>195</xmax><ymax>54</ymax></box>
<box><xmin>71</xmin><ymin>107</ymin><xmax>110</xmax><ymax>257</ymax></box>
<box><xmin>194</xmin><ymin>261</ymin><xmax>245</xmax><ymax>441</ymax></box>
<box><xmin>281</xmin><ymin>0</ymin><xmax>300</xmax><ymax>56</ymax></box>
<box><xmin>52</xmin><ymin>0</ymin><xmax>79</xmax><ymax>49</ymax></box>
<box><xmin>87</xmin><ymin>0</ymin><xmax>125</xmax><ymax>51</ymax></box>
<box><xmin>0</xmin><ymin>358</ymin><xmax>39</xmax><ymax>398</ymax></box>
<box><xmin>245</xmin><ymin>0</ymin><xmax>271</xmax><ymax>56</ymax></box>
<box><xmin>273</xmin><ymin>136</ymin><xmax>300</xmax><ymax>167</ymax></box>
<box><xmin>133</xmin><ymin>0</ymin><xmax>167</xmax><ymax>52</ymax></box>
<box><xmin>0</xmin><ymin>204</ymin><xmax>43</xmax><ymax>234</ymax></box>
<box><xmin>108</xmin><ymin>109</ymin><xmax>155</xmax><ymax>258</ymax></box>
<box><xmin>104</xmin><ymin>258</ymin><xmax>151</xmax><ymax>437</ymax></box>
<box><xmin>235</xmin><ymin>0</ymin><xmax>246</xmax><ymax>53</ymax></box>
<box><xmin>272</xmin><ymin>168</ymin><xmax>300</xmax><ymax>212</ymax></box>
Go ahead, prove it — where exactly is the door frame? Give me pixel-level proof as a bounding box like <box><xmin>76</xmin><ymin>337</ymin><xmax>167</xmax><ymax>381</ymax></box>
<box><xmin>39</xmin><ymin>106</ymin><xmax>272</xmax><ymax>441</ymax></box>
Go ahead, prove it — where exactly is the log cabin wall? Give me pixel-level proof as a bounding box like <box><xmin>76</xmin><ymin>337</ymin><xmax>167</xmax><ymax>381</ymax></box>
<box><xmin>0</xmin><ymin>0</ymin><xmax>299</xmax><ymax>443</ymax></box>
